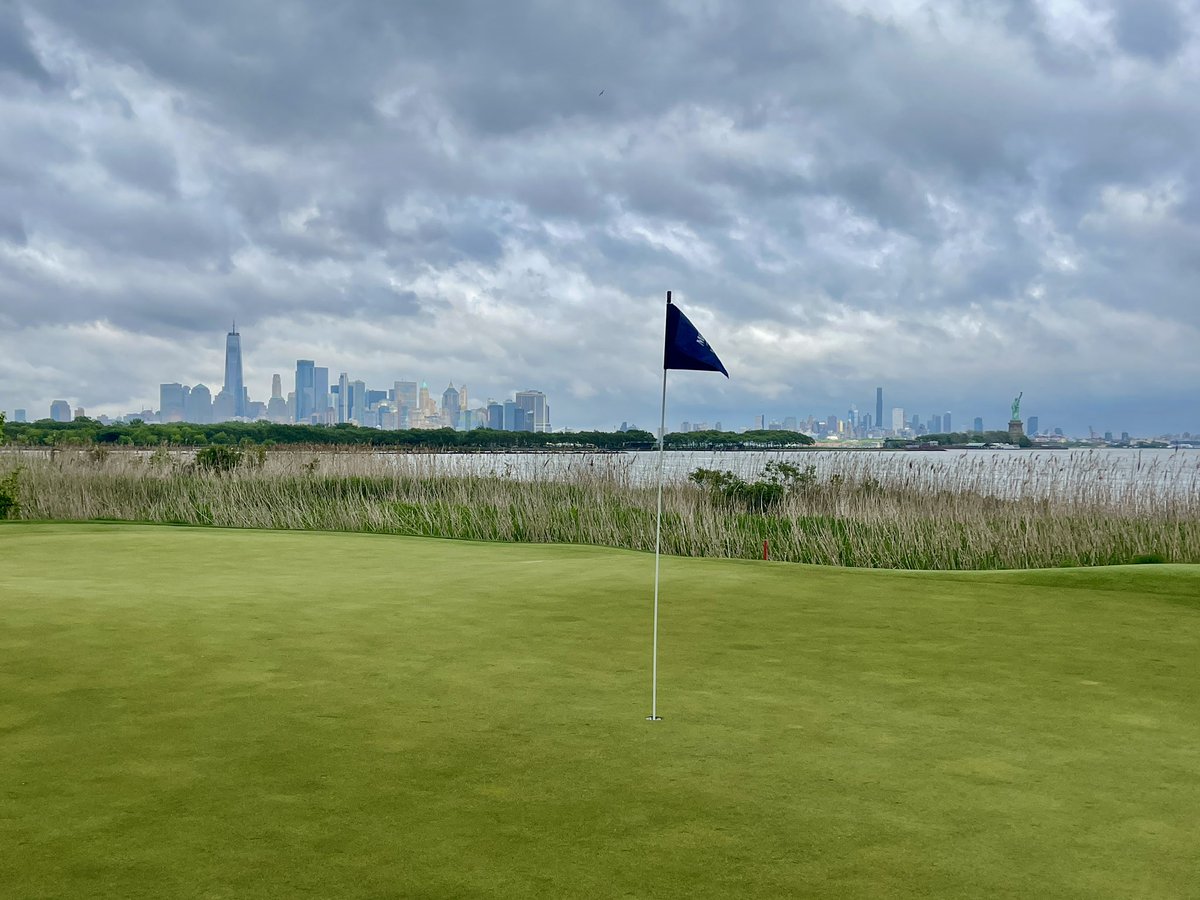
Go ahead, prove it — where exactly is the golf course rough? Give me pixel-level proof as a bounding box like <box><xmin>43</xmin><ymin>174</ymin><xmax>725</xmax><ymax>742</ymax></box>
<box><xmin>1</xmin><ymin>522</ymin><xmax>1197</xmax><ymax>899</ymax></box>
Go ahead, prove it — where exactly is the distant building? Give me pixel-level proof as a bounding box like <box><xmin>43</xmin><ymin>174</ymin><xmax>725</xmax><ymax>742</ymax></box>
<box><xmin>754</xmin><ymin>414</ymin><xmax>765</xmax><ymax>430</ymax></box>
<box><xmin>515</xmin><ymin>390</ymin><xmax>549</xmax><ymax>433</ymax></box>
<box><xmin>973</xmin><ymin>416</ymin><xmax>984</xmax><ymax>433</ymax></box>
<box><xmin>268</xmin><ymin>374</ymin><xmax>289</xmax><ymax>423</ymax></box>
<box><xmin>441</xmin><ymin>383</ymin><xmax>461</xmax><ymax>429</ymax></box>
<box><xmin>891</xmin><ymin>407</ymin><xmax>905</xmax><ymax>433</ymax></box>
<box><xmin>944</xmin><ymin>411</ymin><xmax>952</xmax><ymax>432</ymax></box>
<box><xmin>314</xmin><ymin>367</ymin><xmax>330</xmax><ymax>421</ymax></box>
<box><xmin>223</xmin><ymin>324</ymin><xmax>246</xmax><ymax>419</ymax></box>
<box><xmin>212</xmin><ymin>389</ymin><xmax>236</xmax><ymax>422</ymax></box>
<box><xmin>50</xmin><ymin>400</ymin><xmax>71</xmax><ymax>422</ymax></box>
<box><xmin>295</xmin><ymin>360</ymin><xmax>315</xmax><ymax>423</ymax></box>
<box><xmin>186</xmin><ymin>384</ymin><xmax>213</xmax><ymax>423</ymax></box>
<box><xmin>159</xmin><ymin>383</ymin><xmax>188</xmax><ymax>422</ymax></box>
<box><xmin>875</xmin><ymin>388</ymin><xmax>883</xmax><ymax>433</ymax></box>
<box><xmin>73</xmin><ymin>407</ymin><xmax>86</xmax><ymax>420</ymax></box>
<box><xmin>783</xmin><ymin>416</ymin><xmax>797</xmax><ymax>431</ymax></box>
<box><xmin>502</xmin><ymin>399</ymin><xmax>521</xmax><ymax>431</ymax></box>
<box><xmin>487</xmin><ymin>401</ymin><xmax>504</xmax><ymax>430</ymax></box>
<box><xmin>1027</xmin><ymin>415</ymin><xmax>1039</xmax><ymax>435</ymax></box>
<box><xmin>13</xmin><ymin>409</ymin><xmax>26</xmax><ymax>423</ymax></box>
<box><xmin>931</xmin><ymin>414</ymin><xmax>942</xmax><ymax>433</ymax></box>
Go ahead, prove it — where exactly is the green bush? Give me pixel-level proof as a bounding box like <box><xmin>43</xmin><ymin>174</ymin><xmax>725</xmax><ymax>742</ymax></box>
<box><xmin>196</xmin><ymin>446</ymin><xmax>243</xmax><ymax>473</ymax></box>
<box><xmin>0</xmin><ymin>468</ymin><xmax>20</xmax><ymax>519</ymax></box>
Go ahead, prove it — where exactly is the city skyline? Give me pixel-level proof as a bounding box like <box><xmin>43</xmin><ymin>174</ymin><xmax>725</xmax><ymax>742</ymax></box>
<box><xmin>2</xmin><ymin>2</ymin><xmax>1199</xmax><ymax>437</ymax></box>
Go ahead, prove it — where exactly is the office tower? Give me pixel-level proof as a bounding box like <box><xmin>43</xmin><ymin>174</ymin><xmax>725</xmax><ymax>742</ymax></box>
<box><xmin>313</xmin><ymin>367</ymin><xmax>330</xmax><ymax>421</ymax></box>
<box><xmin>350</xmin><ymin>380</ymin><xmax>367</xmax><ymax>424</ymax></box>
<box><xmin>441</xmin><ymin>383</ymin><xmax>461</xmax><ymax>429</ymax></box>
<box><xmin>366</xmin><ymin>389</ymin><xmax>388</xmax><ymax>407</ymax></box>
<box><xmin>754</xmin><ymin>414</ymin><xmax>765</xmax><ymax>430</ymax></box>
<box><xmin>459</xmin><ymin>385</ymin><xmax>468</xmax><ymax>415</ymax></box>
<box><xmin>891</xmin><ymin>407</ymin><xmax>905</xmax><ymax>433</ymax></box>
<box><xmin>159</xmin><ymin>383</ymin><xmax>188</xmax><ymax>422</ymax></box>
<box><xmin>186</xmin><ymin>384</ymin><xmax>213</xmax><ymax>423</ymax></box>
<box><xmin>487</xmin><ymin>401</ymin><xmax>504</xmax><ymax>430</ymax></box>
<box><xmin>1027</xmin><ymin>415</ymin><xmax>1039</xmax><ymax>435</ymax></box>
<box><xmin>14</xmin><ymin>409</ymin><xmax>26</xmax><ymax>423</ymax></box>
<box><xmin>294</xmin><ymin>360</ymin><xmax>315</xmax><ymax>423</ymax></box>
<box><xmin>827</xmin><ymin>415</ymin><xmax>840</xmax><ymax>435</ymax></box>
<box><xmin>73</xmin><ymin>407</ymin><xmax>85</xmax><ymax>420</ymax></box>
<box><xmin>394</xmin><ymin>381</ymin><xmax>417</xmax><ymax>413</ymax></box>
<box><xmin>267</xmin><ymin>374</ymin><xmax>288</xmax><ymax>423</ymax></box>
<box><xmin>713</xmin><ymin>421</ymin><xmax>721</xmax><ymax>431</ymax></box>
<box><xmin>875</xmin><ymin>388</ymin><xmax>883</xmax><ymax>433</ymax></box>
<box><xmin>910</xmin><ymin>414</ymin><xmax>920</xmax><ymax>431</ymax></box>
<box><xmin>502</xmin><ymin>399</ymin><xmax>520</xmax><ymax>431</ymax></box>
<box><xmin>973</xmin><ymin>416</ymin><xmax>984</xmax><ymax>433</ymax></box>
<box><xmin>418</xmin><ymin>381</ymin><xmax>433</xmax><ymax>414</ymax></box>
<box><xmin>861</xmin><ymin>413</ymin><xmax>872</xmax><ymax>431</ymax></box>
<box><xmin>944</xmin><ymin>412</ymin><xmax>952</xmax><ymax>432</ymax></box>
<box><xmin>783</xmin><ymin>416</ymin><xmax>797</xmax><ymax>431</ymax></box>
<box><xmin>223</xmin><ymin>324</ymin><xmax>246</xmax><ymax>419</ymax></box>
<box><xmin>246</xmin><ymin>401</ymin><xmax>267</xmax><ymax>420</ymax></box>
<box><xmin>50</xmin><ymin>400</ymin><xmax>71</xmax><ymax>422</ymax></box>
<box><xmin>212</xmin><ymin>390</ymin><xmax>236</xmax><ymax>422</ymax></box>
<box><xmin>337</xmin><ymin>373</ymin><xmax>349</xmax><ymax>423</ymax></box>
<box><xmin>514</xmin><ymin>390</ymin><xmax>547</xmax><ymax>433</ymax></box>
<box><xmin>931</xmin><ymin>414</ymin><xmax>942</xmax><ymax>433</ymax></box>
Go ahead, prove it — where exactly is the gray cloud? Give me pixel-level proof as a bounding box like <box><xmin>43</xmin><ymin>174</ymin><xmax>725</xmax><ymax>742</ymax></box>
<box><xmin>1</xmin><ymin>0</ymin><xmax>1198</xmax><ymax>435</ymax></box>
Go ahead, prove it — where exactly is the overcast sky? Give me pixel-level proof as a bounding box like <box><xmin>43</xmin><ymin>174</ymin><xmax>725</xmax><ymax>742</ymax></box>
<box><xmin>2</xmin><ymin>0</ymin><xmax>1198</xmax><ymax>435</ymax></box>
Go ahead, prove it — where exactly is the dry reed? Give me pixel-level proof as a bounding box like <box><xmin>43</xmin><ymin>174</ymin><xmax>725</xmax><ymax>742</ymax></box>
<box><xmin>3</xmin><ymin>447</ymin><xmax>1198</xmax><ymax>570</ymax></box>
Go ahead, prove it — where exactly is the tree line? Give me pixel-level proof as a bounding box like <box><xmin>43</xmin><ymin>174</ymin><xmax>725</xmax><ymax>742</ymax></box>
<box><xmin>1</xmin><ymin>419</ymin><xmax>814</xmax><ymax>451</ymax></box>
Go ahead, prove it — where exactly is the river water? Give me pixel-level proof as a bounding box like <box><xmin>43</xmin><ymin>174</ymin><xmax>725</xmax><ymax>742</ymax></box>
<box><xmin>371</xmin><ymin>448</ymin><xmax>1200</xmax><ymax>502</ymax></box>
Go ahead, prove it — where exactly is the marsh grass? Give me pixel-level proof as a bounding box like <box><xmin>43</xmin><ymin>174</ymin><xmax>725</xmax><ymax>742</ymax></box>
<box><xmin>5</xmin><ymin>447</ymin><xmax>1199</xmax><ymax>569</ymax></box>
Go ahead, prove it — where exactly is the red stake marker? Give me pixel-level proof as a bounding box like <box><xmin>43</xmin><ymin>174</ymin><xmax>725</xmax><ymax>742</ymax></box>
<box><xmin>763</xmin><ymin>540</ymin><xmax>769</xmax><ymax>560</ymax></box>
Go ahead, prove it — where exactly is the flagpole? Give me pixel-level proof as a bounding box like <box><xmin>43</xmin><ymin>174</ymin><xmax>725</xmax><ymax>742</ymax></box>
<box><xmin>648</xmin><ymin>291</ymin><xmax>670</xmax><ymax>722</ymax></box>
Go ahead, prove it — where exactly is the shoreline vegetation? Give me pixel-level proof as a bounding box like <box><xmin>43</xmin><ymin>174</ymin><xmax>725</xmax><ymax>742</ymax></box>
<box><xmin>2</xmin><ymin>446</ymin><xmax>1197</xmax><ymax>570</ymax></box>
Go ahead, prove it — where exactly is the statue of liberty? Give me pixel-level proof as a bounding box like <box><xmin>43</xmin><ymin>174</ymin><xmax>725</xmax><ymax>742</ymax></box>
<box><xmin>1011</xmin><ymin>392</ymin><xmax>1023</xmax><ymax>421</ymax></box>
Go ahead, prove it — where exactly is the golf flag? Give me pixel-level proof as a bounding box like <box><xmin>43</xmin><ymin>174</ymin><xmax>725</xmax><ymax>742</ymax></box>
<box><xmin>664</xmin><ymin>300</ymin><xmax>729</xmax><ymax>377</ymax></box>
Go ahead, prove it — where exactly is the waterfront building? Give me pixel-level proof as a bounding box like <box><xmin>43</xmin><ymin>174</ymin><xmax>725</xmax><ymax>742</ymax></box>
<box><xmin>294</xmin><ymin>360</ymin><xmax>315</xmax><ymax>423</ymax></box>
<box><xmin>159</xmin><ymin>383</ymin><xmax>188</xmax><ymax>422</ymax></box>
<box><xmin>186</xmin><ymin>384</ymin><xmax>212</xmax><ymax>423</ymax></box>
<box><xmin>487</xmin><ymin>401</ymin><xmax>504</xmax><ymax>430</ymax></box>
<box><xmin>891</xmin><ymin>407</ymin><xmax>905</xmax><ymax>433</ymax></box>
<box><xmin>973</xmin><ymin>416</ymin><xmax>984</xmax><ymax>432</ymax></box>
<box><xmin>50</xmin><ymin>400</ymin><xmax>71</xmax><ymax>422</ymax></box>
<box><xmin>223</xmin><ymin>325</ymin><xmax>246</xmax><ymax>419</ymax></box>
<box><xmin>515</xmin><ymin>390</ymin><xmax>548</xmax><ymax>433</ymax></box>
<box><xmin>1027</xmin><ymin>415</ymin><xmax>1039</xmax><ymax>435</ymax></box>
<box><xmin>441</xmin><ymin>383</ymin><xmax>461</xmax><ymax>429</ymax></box>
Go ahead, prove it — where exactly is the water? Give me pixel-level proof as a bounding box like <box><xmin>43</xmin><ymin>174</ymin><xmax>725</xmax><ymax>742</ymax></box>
<box><xmin>373</xmin><ymin>448</ymin><xmax>1200</xmax><ymax>502</ymax></box>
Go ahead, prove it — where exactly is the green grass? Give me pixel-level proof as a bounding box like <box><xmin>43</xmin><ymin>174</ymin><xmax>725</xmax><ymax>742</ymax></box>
<box><xmin>1</xmin><ymin>523</ymin><xmax>1198</xmax><ymax>898</ymax></box>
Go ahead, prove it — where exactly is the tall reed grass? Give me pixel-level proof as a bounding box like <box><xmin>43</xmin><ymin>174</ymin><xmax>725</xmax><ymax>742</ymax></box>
<box><xmin>3</xmin><ymin>448</ymin><xmax>1198</xmax><ymax>570</ymax></box>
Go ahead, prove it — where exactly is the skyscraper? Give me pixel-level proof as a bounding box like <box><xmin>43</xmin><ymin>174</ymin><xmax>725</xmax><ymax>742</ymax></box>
<box><xmin>337</xmin><ymin>373</ymin><xmax>349</xmax><ymax>423</ymax></box>
<box><xmin>186</xmin><ymin>384</ymin><xmax>212</xmax><ymax>423</ymax></box>
<box><xmin>441</xmin><ymin>383</ymin><xmax>461</xmax><ymax>429</ymax></box>
<box><xmin>294</xmin><ymin>360</ymin><xmax>315</xmax><ymax>423</ymax></box>
<box><xmin>314</xmin><ymin>367</ymin><xmax>330</xmax><ymax>422</ymax></box>
<box><xmin>487</xmin><ymin>401</ymin><xmax>504</xmax><ymax>430</ymax></box>
<box><xmin>891</xmin><ymin>407</ymin><xmax>905</xmax><ymax>433</ymax></box>
<box><xmin>944</xmin><ymin>412</ymin><xmax>952</xmax><ymax>432</ymax></box>
<box><xmin>515</xmin><ymin>390</ymin><xmax>548</xmax><ymax>433</ymax></box>
<box><xmin>159</xmin><ymin>383</ymin><xmax>188</xmax><ymax>422</ymax></box>
<box><xmin>268</xmin><ymin>374</ymin><xmax>289</xmax><ymax>422</ymax></box>
<box><xmin>350</xmin><ymin>380</ymin><xmax>367</xmax><ymax>424</ymax></box>
<box><xmin>875</xmin><ymin>388</ymin><xmax>883</xmax><ymax>433</ymax></box>
<box><xmin>223</xmin><ymin>324</ymin><xmax>246</xmax><ymax>419</ymax></box>
<box><xmin>1027</xmin><ymin>415</ymin><xmax>1039</xmax><ymax>435</ymax></box>
<box><xmin>973</xmin><ymin>416</ymin><xmax>984</xmax><ymax>433</ymax></box>
<box><xmin>50</xmin><ymin>400</ymin><xmax>71</xmax><ymax>422</ymax></box>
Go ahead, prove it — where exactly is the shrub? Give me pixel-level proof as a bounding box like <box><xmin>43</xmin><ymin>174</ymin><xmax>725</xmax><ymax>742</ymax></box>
<box><xmin>196</xmin><ymin>446</ymin><xmax>243</xmax><ymax>473</ymax></box>
<box><xmin>0</xmin><ymin>468</ymin><xmax>20</xmax><ymax>519</ymax></box>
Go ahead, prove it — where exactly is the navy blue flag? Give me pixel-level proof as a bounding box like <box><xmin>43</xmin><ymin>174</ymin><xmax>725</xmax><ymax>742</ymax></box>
<box><xmin>664</xmin><ymin>300</ymin><xmax>729</xmax><ymax>377</ymax></box>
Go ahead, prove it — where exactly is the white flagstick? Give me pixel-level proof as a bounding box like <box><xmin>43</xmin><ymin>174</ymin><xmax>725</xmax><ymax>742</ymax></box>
<box><xmin>648</xmin><ymin>292</ymin><xmax>670</xmax><ymax>721</ymax></box>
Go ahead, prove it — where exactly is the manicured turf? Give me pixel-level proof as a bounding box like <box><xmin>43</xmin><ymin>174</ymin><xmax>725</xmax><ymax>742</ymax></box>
<box><xmin>1</xmin><ymin>524</ymin><xmax>1197</xmax><ymax>898</ymax></box>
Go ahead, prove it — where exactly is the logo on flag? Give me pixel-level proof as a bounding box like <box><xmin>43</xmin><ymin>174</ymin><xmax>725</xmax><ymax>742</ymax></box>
<box><xmin>664</xmin><ymin>301</ymin><xmax>728</xmax><ymax>377</ymax></box>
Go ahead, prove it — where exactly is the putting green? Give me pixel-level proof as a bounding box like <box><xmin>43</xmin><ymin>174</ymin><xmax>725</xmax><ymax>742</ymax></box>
<box><xmin>1</xmin><ymin>523</ymin><xmax>1197</xmax><ymax>898</ymax></box>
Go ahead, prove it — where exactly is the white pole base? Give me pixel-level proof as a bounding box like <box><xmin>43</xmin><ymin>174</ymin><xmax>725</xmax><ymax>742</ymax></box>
<box><xmin>645</xmin><ymin>715</ymin><xmax>663</xmax><ymax>721</ymax></box>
